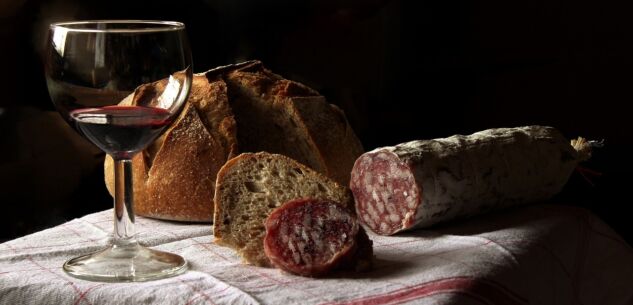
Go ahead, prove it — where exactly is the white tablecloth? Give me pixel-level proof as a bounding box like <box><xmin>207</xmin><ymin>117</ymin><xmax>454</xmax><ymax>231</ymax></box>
<box><xmin>1</xmin><ymin>204</ymin><xmax>632</xmax><ymax>305</ymax></box>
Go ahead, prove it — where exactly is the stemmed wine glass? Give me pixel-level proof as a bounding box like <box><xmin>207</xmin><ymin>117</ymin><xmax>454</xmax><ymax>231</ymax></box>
<box><xmin>44</xmin><ymin>20</ymin><xmax>192</xmax><ymax>282</ymax></box>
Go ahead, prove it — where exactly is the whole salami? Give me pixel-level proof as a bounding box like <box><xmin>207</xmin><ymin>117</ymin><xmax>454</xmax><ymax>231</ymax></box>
<box><xmin>350</xmin><ymin>126</ymin><xmax>594</xmax><ymax>235</ymax></box>
<box><xmin>263</xmin><ymin>198</ymin><xmax>364</xmax><ymax>277</ymax></box>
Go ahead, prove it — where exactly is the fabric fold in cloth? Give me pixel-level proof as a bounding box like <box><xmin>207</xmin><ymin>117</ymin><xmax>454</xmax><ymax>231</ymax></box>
<box><xmin>1</xmin><ymin>205</ymin><xmax>632</xmax><ymax>305</ymax></box>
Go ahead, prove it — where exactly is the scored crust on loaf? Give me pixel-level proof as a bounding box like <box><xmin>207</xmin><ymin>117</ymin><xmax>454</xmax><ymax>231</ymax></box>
<box><xmin>213</xmin><ymin>152</ymin><xmax>354</xmax><ymax>267</ymax></box>
<box><xmin>224</xmin><ymin>61</ymin><xmax>364</xmax><ymax>186</ymax></box>
<box><xmin>104</xmin><ymin>72</ymin><xmax>237</xmax><ymax>222</ymax></box>
<box><xmin>104</xmin><ymin>61</ymin><xmax>363</xmax><ymax>222</ymax></box>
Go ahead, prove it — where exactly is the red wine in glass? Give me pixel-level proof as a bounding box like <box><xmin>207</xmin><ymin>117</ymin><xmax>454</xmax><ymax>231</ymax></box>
<box><xmin>71</xmin><ymin>106</ymin><xmax>172</xmax><ymax>159</ymax></box>
<box><xmin>45</xmin><ymin>20</ymin><xmax>192</xmax><ymax>283</ymax></box>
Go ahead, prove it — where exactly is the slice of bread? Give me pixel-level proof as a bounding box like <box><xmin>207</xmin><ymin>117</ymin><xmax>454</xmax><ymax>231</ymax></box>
<box><xmin>213</xmin><ymin>152</ymin><xmax>354</xmax><ymax>267</ymax></box>
<box><xmin>225</xmin><ymin>61</ymin><xmax>364</xmax><ymax>186</ymax></box>
<box><xmin>104</xmin><ymin>72</ymin><xmax>238</xmax><ymax>222</ymax></box>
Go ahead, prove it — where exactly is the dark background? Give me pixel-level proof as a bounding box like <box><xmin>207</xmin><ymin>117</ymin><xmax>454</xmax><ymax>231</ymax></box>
<box><xmin>1</xmin><ymin>0</ymin><xmax>631</xmax><ymax>242</ymax></box>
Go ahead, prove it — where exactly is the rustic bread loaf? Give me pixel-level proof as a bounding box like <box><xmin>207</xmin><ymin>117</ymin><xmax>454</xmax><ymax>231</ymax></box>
<box><xmin>224</xmin><ymin>61</ymin><xmax>364</xmax><ymax>186</ymax></box>
<box><xmin>104</xmin><ymin>72</ymin><xmax>238</xmax><ymax>222</ymax></box>
<box><xmin>104</xmin><ymin>61</ymin><xmax>363</xmax><ymax>222</ymax></box>
<box><xmin>213</xmin><ymin>152</ymin><xmax>354</xmax><ymax>267</ymax></box>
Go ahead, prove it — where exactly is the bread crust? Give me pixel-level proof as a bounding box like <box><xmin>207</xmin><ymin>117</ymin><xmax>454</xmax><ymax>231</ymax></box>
<box><xmin>104</xmin><ymin>72</ymin><xmax>237</xmax><ymax>222</ymax></box>
<box><xmin>225</xmin><ymin>61</ymin><xmax>364</xmax><ymax>186</ymax></box>
<box><xmin>104</xmin><ymin>61</ymin><xmax>363</xmax><ymax>223</ymax></box>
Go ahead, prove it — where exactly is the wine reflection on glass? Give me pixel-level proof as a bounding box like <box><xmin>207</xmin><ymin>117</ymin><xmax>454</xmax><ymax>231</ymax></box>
<box><xmin>44</xmin><ymin>20</ymin><xmax>192</xmax><ymax>282</ymax></box>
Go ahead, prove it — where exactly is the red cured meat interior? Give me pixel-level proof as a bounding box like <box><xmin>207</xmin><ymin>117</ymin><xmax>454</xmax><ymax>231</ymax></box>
<box><xmin>350</xmin><ymin>150</ymin><xmax>421</xmax><ymax>235</ymax></box>
<box><xmin>264</xmin><ymin>199</ymin><xmax>358</xmax><ymax>275</ymax></box>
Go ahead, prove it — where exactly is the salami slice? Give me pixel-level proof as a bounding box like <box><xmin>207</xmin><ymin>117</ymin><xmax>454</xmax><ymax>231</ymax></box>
<box><xmin>263</xmin><ymin>198</ymin><xmax>360</xmax><ymax>277</ymax></box>
<box><xmin>350</xmin><ymin>126</ymin><xmax>593</xmax><ymax>235</ymax></box>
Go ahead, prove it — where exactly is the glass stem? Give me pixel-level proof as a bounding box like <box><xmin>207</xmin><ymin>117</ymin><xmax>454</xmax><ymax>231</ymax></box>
<box><xmin>113</xmin><ymin>158</ymin><xmax>137</xmax><ymax>247</ymax></box>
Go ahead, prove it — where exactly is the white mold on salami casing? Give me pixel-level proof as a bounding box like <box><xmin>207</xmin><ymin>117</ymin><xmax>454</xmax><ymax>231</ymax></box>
<box><xmin>350</xmin><ymin>126</ymin><xmax>588</xmax><ymax>235</ymax></box>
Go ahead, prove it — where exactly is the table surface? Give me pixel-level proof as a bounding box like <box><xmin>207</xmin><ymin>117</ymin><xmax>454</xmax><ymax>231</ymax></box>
<box><xmin>1</xmin><ymin>204</ymin><xmax>632</xmax><ymax>305</ymax></box>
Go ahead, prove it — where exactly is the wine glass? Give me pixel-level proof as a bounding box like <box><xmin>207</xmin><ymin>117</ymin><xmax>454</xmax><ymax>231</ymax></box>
<box><xmin>44</xmin><ymin>20</ymin><xmax>192</xmax><ymax>282</ymax></box>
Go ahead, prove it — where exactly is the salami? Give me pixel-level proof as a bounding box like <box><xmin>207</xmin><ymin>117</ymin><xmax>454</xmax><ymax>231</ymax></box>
<box><xmin>350</xmin><ymin>126</ymin><xmax>594</xmax><ymax>235</ymax></box>
<box><xmin>263</xmin><ymin>198</ymin><xmax>360</xmax><ymax>277</ymax></box>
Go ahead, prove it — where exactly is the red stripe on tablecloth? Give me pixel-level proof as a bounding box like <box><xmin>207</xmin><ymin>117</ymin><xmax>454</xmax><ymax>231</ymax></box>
<box><xmin>321</xmin><ymin>276</ymin><xmax>527</xmax><ymax>305</ymax></box>
<box><xmin>72</xmin><ymin>284</ymin><xmax>105</xmax><ymax>305</ymax></box>
<box><xmin>0</xmin><ymin>239</ymin><xmax>97</xmax><ymax>252</ymax></box>
<box><xmin>135</xmin><ymin>219</ymin><xmax>181</xmax><ymax>239</ymax></box>
<box><xmin>190</xmin><ymin>237</ymin><xmax>319</xmax><ymax>299</ymax></box>
<box><xmin>60</xmin><ymin>223</ymin><xmax>100</xmax><ymax>243</ymax></box>
<box><xmin>3</xmin><ymin>243</ymin><xmax>93</xmax><ymax>305</ymax></box>
<box><xmin>184</xmin><ymin>284</ymin><xmax>230</xmax><ymax>305</ymax></box>
<box><xmin>192</xmin><ymin>238</ymin><xmax>231</xmax><ymax>261</ymax></box>
<box><xmin>179</xmin><ymin>278</ymin><xmax>216</xmax><ymax>305</ymax></box>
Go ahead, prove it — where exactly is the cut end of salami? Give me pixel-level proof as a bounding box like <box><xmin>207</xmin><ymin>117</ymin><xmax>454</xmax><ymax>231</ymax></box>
<box><xmin>263</xmin><ymin>198</ymin><xmax>360</xmax><ymax>277</ymax></box>
<box><xmin>350</xmin><ymin>150</ymin><xmax>420</xmax><ymax>235</ymax></box>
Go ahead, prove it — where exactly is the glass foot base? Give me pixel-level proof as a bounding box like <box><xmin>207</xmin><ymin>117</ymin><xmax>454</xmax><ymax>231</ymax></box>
<box><xmin>63</xmin><ymin>243</ymin><xmax>187</xmax><ymax>282</ymax></box>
